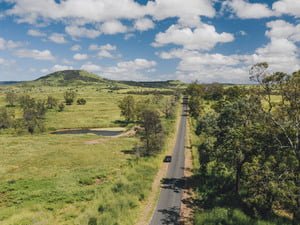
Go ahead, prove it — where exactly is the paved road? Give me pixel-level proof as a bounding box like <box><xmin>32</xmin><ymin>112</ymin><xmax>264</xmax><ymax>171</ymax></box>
<box><xmin>149</xmin><ymin>99</ymin><xmax>188</xmax><ymax>225</ymax></box>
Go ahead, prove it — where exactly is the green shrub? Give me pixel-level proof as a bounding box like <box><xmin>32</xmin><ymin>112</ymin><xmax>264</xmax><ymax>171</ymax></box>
<box><xmin>58</xmin><ymin>102</ymin><xmax>65</xmax><ymax>112</ymax></box>
<box><xmin>77</xmin><ymin>98</ymin><xmax>87</xmax><ymax>105</ymax></box>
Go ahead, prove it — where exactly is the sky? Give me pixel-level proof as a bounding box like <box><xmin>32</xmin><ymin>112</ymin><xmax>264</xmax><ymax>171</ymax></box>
<box><xmin>0</xmin><ymin>0</ymin><xmax>299</xmax><ymax>83</ymax></box>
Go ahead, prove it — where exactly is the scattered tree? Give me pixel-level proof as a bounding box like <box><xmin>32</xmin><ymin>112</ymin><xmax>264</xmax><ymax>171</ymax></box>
<box><xmin>118</xmin><ymin>96</ymin><xmax>135</xmax><ymax>122</ymax></box>
<box><xmin>46</xmin><ymin>96</ymin><xmax>58</xmax><ymax>109</ymax></box>
<box><xmin>64</xmin><ymin>90</ymin><xmax>76</xmax><ymax>105</ymax></box>
<box><xmin>139</xmin><ymin>109</ymin><xmax>164</xmax><ymax>156</ymax></box>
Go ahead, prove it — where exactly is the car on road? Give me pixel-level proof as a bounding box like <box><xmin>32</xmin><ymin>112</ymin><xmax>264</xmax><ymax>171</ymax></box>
<box><xmin>163</xmin><ymin>155</ymin><xmax>172</xmax><ymax>163</ymax></box>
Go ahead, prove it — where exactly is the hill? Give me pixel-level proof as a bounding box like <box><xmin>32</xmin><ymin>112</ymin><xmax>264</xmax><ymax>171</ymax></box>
<box><xmin>34</xmin><ymin>70</ymin><xmax>110</xmax><ymax>86</ymax></box>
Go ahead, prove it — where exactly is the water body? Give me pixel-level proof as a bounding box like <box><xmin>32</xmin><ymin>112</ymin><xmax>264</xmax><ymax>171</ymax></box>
<box><xmin>52</xmin><ymin>129</ymin><xmax>123</xmax><ymax>136</ymax></box>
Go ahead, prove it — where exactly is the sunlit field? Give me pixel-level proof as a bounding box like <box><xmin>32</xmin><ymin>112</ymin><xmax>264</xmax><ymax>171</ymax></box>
<box><xmin>0</xmin><ymin>83</ymin><xmax>180</xmax><ymax>225</ymax></box>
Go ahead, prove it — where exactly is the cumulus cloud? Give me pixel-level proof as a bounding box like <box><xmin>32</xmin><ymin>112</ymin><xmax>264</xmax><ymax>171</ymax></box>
<box><xmin>272</xmin><ymin>0</ymin><xmax>300</xmax><ymax>18</ymax></box>
<box><xmin>134</xmin><ymin>18</ymin><xmax>155</xmax><ymax>31</ymax></box>
<box><xmin>0</xmin><ymin>37</ymin><xmax>22</xmax><ymax>50</ymax></box>
<box><xmin>265</xmin><ymin>20</ymin><xmax>300</xmax><ymax>42</ymax></box>
<box><xmin>80</xmin><ymin>62</ymin><xmax>102</xmax><ymax>72</ymax></box>
<box><xmin>4</xmin><ymin>0</ymin><xmax>215</xmax><ymax>26</ymax></box>
<box><xmin>48</xmin><ymin>33</ymin><xmax>67</xmax><ymax>44</ymax></box>
<box><xmin>147</xmin><ymin>0</ymin><xmax>215</xmax><ymax>26</ymax></box>
<box><xmin>27</xmin><ymin>29</ymin><xmax>46</xmax><ymax>37</ymax></box>
<box><xmin>223</xmin><ymin>0</ymin><xmax>275</xmax><ymax>19</ymax></box>
<box><xmin>80</xmin><ymin>58</ymin><xmax>156</xmax><ymax>80</ymax></box>
<box><xmin>153</xmin><ymin>23</ymin><xmax>234</xmax><ymax>50</ymax></box>
<box><xmin>73</xmin><ymin>53</ymin><xmax>88</xmax><ymax>61</ymax></box>
<box><xmin>15</xmin><ymin>49</ymin><xmax>55</xmax><ymax>60</ymax></box>
<box><xmin>158</xmin><ymin>19</ymin><xmax>300</xmax><ymax>83</ymax></box>
<box><xmin>51</xmin><ymin>64</ymin><xmax>73</xmax><ymax>72</ymax></box>
<box><xmin>70</xmin><ymin>44</ymin><xmax>81</xmax><ymax>51</ymax></box>
<box><xmin>89</xmin><ymin>44</ymin><xmax>118</xmax><ymax>58</ymax></box>
<box><xmin>65</xmin><ymin>25</ymin><xmax>101</xmax><ymax>39</ymax></box>
<box><xmin>100</xmin><ymin>20</ymin><xmax>127</xmax><ymax>35</ymax></box>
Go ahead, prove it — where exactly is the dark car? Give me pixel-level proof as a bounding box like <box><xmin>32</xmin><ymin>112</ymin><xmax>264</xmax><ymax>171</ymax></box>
<box><xmin>163</xmin><ymin>155</ymin><xmax>172</xmax><ymax>163</ymax></box>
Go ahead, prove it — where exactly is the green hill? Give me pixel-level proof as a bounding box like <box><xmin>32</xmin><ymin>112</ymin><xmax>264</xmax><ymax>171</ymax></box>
<box><xmin>34</xmin><ymin>70</ymin><xmax>109</xmax><ymax>86</ymax></box>
<box><xmin>24</xmin><ymin>70</ymin><xmax>186</xmax><ymax>89</ymax></box>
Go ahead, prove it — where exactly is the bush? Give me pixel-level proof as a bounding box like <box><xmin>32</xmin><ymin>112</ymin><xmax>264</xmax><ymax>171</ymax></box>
<box><xmin>0</xmin><ymin>107</ymin><xmax>15</xmax><ymax>129</ymax></box>
<box><xmin>77</xmin><ymin>98</ymin><xmax>87</xmax><ymax>105</ymax></box>
<box><xmin>6</xmin><ymin>92</ymin><xmax>18</xmax><ymax>107</ymax></box>
<box><xmin>46</xmin><ymin>96</ymin><xmax>58</xmax><ymax>109</ymax></box>
<box><xmin>58</xmin><ymin>102</ymin><xmax>65</xmax><ymax>112</ymax></box>
<box><xmin>64</xmin><ymin>90</ymin><xmax>76</xmax><ymax>105</ymax></box>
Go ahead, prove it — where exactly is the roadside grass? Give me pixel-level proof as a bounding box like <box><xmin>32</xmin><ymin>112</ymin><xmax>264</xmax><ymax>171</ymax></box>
<box><xmin>0</xmin><ymin>84</ymin><xmax>180</xmax><ymax>224</ymax></box>
<box><xmin>195</xmin><ymin>207</ymin><xmax>292</xmax><ymax>225</ymax></box>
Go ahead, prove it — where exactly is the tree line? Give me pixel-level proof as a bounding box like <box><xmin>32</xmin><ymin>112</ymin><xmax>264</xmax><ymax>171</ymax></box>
<box><xmin>0</xmin><ymin>90</ymin><xmax>86</xmax><ymax>134</ymax></box>
<box><xmin>187</xmin><ymin>63</ymin><xmax>299</xmax><ymax>224</ymax></box>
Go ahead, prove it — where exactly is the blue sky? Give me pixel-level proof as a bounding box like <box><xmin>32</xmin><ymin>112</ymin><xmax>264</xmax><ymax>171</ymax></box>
<box><xmin>0</xmin><ymin>0</ymin><xmax>299</xmax><ymax>83</ymax></box>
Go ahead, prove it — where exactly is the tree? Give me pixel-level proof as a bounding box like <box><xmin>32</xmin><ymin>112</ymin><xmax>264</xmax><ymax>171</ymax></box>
<box><xmin>162</xmin><ymin>99</ymin><xmax>176</xmax><ymax>119</ymax></box>
<box><xmin>64</xmin><ymin>90</ymin><xmax>76</xmax><ymax>105</ymax></box>
<box><xmin>250</xmin><ymin>63</ymin><xmax>300</xmax><ymax>223</ymax></box>
<box><xmin>6</xmin><ymin>92</ymin><xmax>18</xmax><ymax>107</ymax></box>
<box><xmin>118</xmin><ymin>96</ymin><xmax>135</xmax><ymax>122</ymax></box>
<box><xmin>139</xmin><ymin>109</ymin><xmax>164</xmax><ymax>156</ymax></box>
<box><xmin>19</xmin><ymin>95</ymin><xmax>35</xmax><ymax>109</ymax></box>
<box><xmin>46</xmin><ymin>96</ymin><xmax>58</xmax><ymax>109</ymax></box>
<box><xmin>188</xmin><ymin>96</ymin><xmax>202</xmax><ymax>119</ymax></box>
<box><xmin>19</xmin><ymin>97</ymin><xmax>47</xmax><ymax>134</ymax></box>
<box><xmin>0</xmin><ymin>107</ymin><xmax>15</xmax><ymax>129</ymax></box>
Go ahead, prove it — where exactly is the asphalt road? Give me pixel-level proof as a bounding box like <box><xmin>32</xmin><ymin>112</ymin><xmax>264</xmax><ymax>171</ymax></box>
<box><xmin>149</xmin><ymin>99</ymin><xmax>188</xmax><ymax>225</ymax></box>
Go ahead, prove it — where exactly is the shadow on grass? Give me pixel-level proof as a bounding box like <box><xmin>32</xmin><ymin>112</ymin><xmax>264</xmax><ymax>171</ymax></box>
<box><xmin>113</xmin><ymin>120</ymin><xmax>131</xmax><ymax>127</ymax></box>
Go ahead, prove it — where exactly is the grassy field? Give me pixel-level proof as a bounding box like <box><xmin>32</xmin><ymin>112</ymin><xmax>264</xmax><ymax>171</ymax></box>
<box><xmin>0</xmin><ymin>83</ymin><xmax>180</xmax><ymax>225</ymax></box>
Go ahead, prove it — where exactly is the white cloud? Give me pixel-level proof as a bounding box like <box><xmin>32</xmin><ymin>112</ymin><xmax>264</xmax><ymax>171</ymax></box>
<box><xmin>89</xmin><ymin>44</ymin><xmax>116</xmax><ymax>51</ymax></box>
<box><xmin>51</xmin><ymin>64</ymin><xmax>73</xmax><ymax>72</ymax></box>
<box><xmin>73</xmin><ymin>53</ymin><xmax>88</xmax><ymax>61</ymax></box>
<box><xmin>4</xmin><ymin>0</ymin><xmax>215</xmax><ymax>27</ymax></box>
<box><xmin>15</xmin><ymin>49</ymin><xmax>55</xmax><ymax>60</ymax></box>
<box><xmin>81</xmin><ymin>58</ymin><xmax>156</xmax><ymax>80</ymax></box>
<box><xmin>5</xmin><ymin>0</ymin><xmax>147</xmax><ymax>24</ymax></box>
<box><xmin>100</xmin><ymin>20</ymin><xmax>127</xmax><ymax>35</ymax></box>
<box><xmin>224</xmin><ymin>0</ymin><xmax>275</xmax><ymax>19</ymax></box>
<box><xmin>153</xmin><ymin>23</ymin><xmax>234</xmax><ymax>50</ymax></box>
<box><xmin>65</xmin><ymin>25</ymin><xmax>101</xmax><ymax>39</ymax></box>
<box><xmin>27</xmin><ymin>29</ymin><xmax>46</xmax><ymax>37</ymax></box>
<box><xmin>70</xmin><ymin>44</ymin><xmax>81</xmax><ymax>51</ymax></box>
<box><xmin>80</xmin><ymin>62</ymin><xmax>102</xmax><ymax>72</ymax></box>
<box><xmin>266</xmin><ymin>20</ymin><xmax>300</xmax><ymax>42</ymax></box>
<box><xmin>273</xmin><ymin>0</ymin><xmax>300</xmax><ymax>18</ymax></box>
<box><xmin>49</xmin><ymin>33</ymin><xmax>67</xmax><ymax>44</ymax></box>
<box><xmin>147</xmin><ymin>0</ymin><xmax>215</xmax><ymax>26</ymax></box>
<box><xmin>88</xmin><ymin>44</ymin><xmax>117</xmax><ymax>58</ymax></box>
<box><xmin>0</xmin><ymin>37</ymin><xmax>22</xmax><ymax>50</ymax></box>
<box><xmin>158</xmin><ymin>18</ymin><xmax>300</xmax><ymax>83</ymax></box>
<box><xmin>134</xmin><ymin>18</ymin><xmax>155</xmax><ymax>31</ymax></box>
